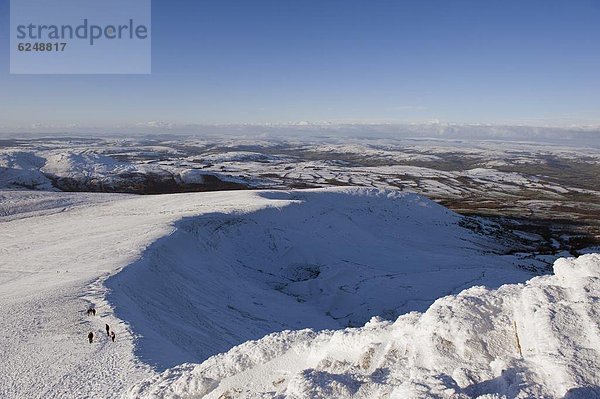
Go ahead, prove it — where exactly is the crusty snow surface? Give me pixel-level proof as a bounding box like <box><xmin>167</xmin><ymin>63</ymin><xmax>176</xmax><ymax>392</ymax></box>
<box><xmin>0</xmin><ymin>187</ymin><xmax>597</xmax><ymax>398</ymax></box>
<box><xmin>127</xmin><ymin>254</ymin><xmax>600</xmax><ymax>399</ymax></box>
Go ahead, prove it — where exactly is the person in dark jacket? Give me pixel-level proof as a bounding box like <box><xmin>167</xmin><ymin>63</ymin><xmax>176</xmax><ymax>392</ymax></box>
<box><xmin>88</xmin><ymin>331</ymin><xmax>94</xmax><ymax>343</ymax></box>
<box><xmin>105</xmin><ymin>324</ymin><xmax>110</xmax><ymax>336</ymax></box>
<box><xmin>110</xmin><ymin>331</ymin><xmax>116</xmax><ymax>342</ymax></box>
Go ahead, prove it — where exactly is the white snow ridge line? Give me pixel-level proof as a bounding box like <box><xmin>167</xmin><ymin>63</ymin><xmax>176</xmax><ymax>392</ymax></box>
<box><xmin>125</xmin><ymin>254</ymin><xmax>600</xmax><ymax>399</ymax></box>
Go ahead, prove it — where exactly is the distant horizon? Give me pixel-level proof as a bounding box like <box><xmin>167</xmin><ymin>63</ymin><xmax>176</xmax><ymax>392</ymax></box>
<box><xmin>2</xmin><ymin>121</ymin><xmax>600</xmax><ymax>149</ymax></box>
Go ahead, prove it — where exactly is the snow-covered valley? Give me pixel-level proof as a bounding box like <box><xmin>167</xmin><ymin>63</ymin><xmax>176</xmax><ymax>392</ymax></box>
<box><xmin>1</xmin><ymin>186</ymin><xmax>599</xmax><ymax>398</ymax></box>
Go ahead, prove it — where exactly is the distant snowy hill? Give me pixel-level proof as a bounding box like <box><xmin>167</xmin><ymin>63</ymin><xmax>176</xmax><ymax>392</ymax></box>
<box><xmin>0</xmin><ymin>150</ymin><xmax>54</xmax><ymax>190</ymax></box>
<box><xmin>0</xmin><ymin>149</ymin><xmax>247</xmax><ymax>193</ymax></box>
<box><xmin>126</xmin><ymin>254</ymin><xmax>600</xmax><ymax>399</ymax></box>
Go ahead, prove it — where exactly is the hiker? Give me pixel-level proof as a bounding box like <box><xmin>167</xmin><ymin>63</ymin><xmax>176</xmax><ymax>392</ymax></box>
<box><xmin>105</xmin><ymin>323</ymin><xmax>110</xmax><ymax>336</ymax></box>
<box><xmin>88</xmin><ymin>331</ymin><xmax>94</xmax><ymax>344</ymax></box>
<box><xmin>110</xmin><ymin>331</ymin><xmax>116</xmax><ymax>342</ymax></box>
<box><xmin>87</xmin><ymin>307</ymin><xmax>96</xmax><ymax>316</ymax></box>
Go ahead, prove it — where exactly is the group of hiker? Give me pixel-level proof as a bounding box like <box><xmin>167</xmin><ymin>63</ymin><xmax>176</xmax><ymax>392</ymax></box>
<box><xmin>86</xmin><ymin>307</ymin><xmax>116</xmax><ymax>344</ymax></box>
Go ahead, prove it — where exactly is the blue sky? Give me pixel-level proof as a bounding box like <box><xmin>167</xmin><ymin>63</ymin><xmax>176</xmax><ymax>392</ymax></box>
<box><xmin>0</xmin><ymin>0</ymin><xmax>599</xmax><ymax>131</ymax></box>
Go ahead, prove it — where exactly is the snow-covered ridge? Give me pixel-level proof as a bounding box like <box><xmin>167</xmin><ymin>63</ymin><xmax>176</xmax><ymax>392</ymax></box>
<box><xmin>125</xmin><ymin>253</ymin><xmax>600</xmax><ymax>399</ymax></box>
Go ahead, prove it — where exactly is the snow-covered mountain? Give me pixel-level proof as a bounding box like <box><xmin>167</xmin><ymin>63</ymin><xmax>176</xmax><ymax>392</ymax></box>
<box><xmin>0</xmin><ymin>187</ymin><xmax>598</xmax><ymax>398</ymax></box>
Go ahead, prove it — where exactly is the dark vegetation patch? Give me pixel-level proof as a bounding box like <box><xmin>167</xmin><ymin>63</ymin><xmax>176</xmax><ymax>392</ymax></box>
<box><xmin>47</xmin><ymin>172</ymin><xmax>248</xmax><ymax>194</ymax></box>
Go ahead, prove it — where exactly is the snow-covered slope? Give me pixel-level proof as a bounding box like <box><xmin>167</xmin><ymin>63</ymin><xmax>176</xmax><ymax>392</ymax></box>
<box><xmin>0</xmin><ymin>189</ymin><xmax>279</xmax><ymax>399</ymax></box>
<box><xmin>126</xmin><ymin>253</ymin><xmax>600</xmax><ymax>399</ymax></box>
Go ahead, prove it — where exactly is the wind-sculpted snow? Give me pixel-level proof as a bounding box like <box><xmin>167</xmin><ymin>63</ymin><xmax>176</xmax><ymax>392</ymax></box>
<box><xmin>125</xmin><ymin>254</ymin><xmax>600</xmax><ymax>399</ymax></box>
<box><xmin>105</xmin><ymin>188</ymin><xmax>532</xmax><ymax>371</ymax></box>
